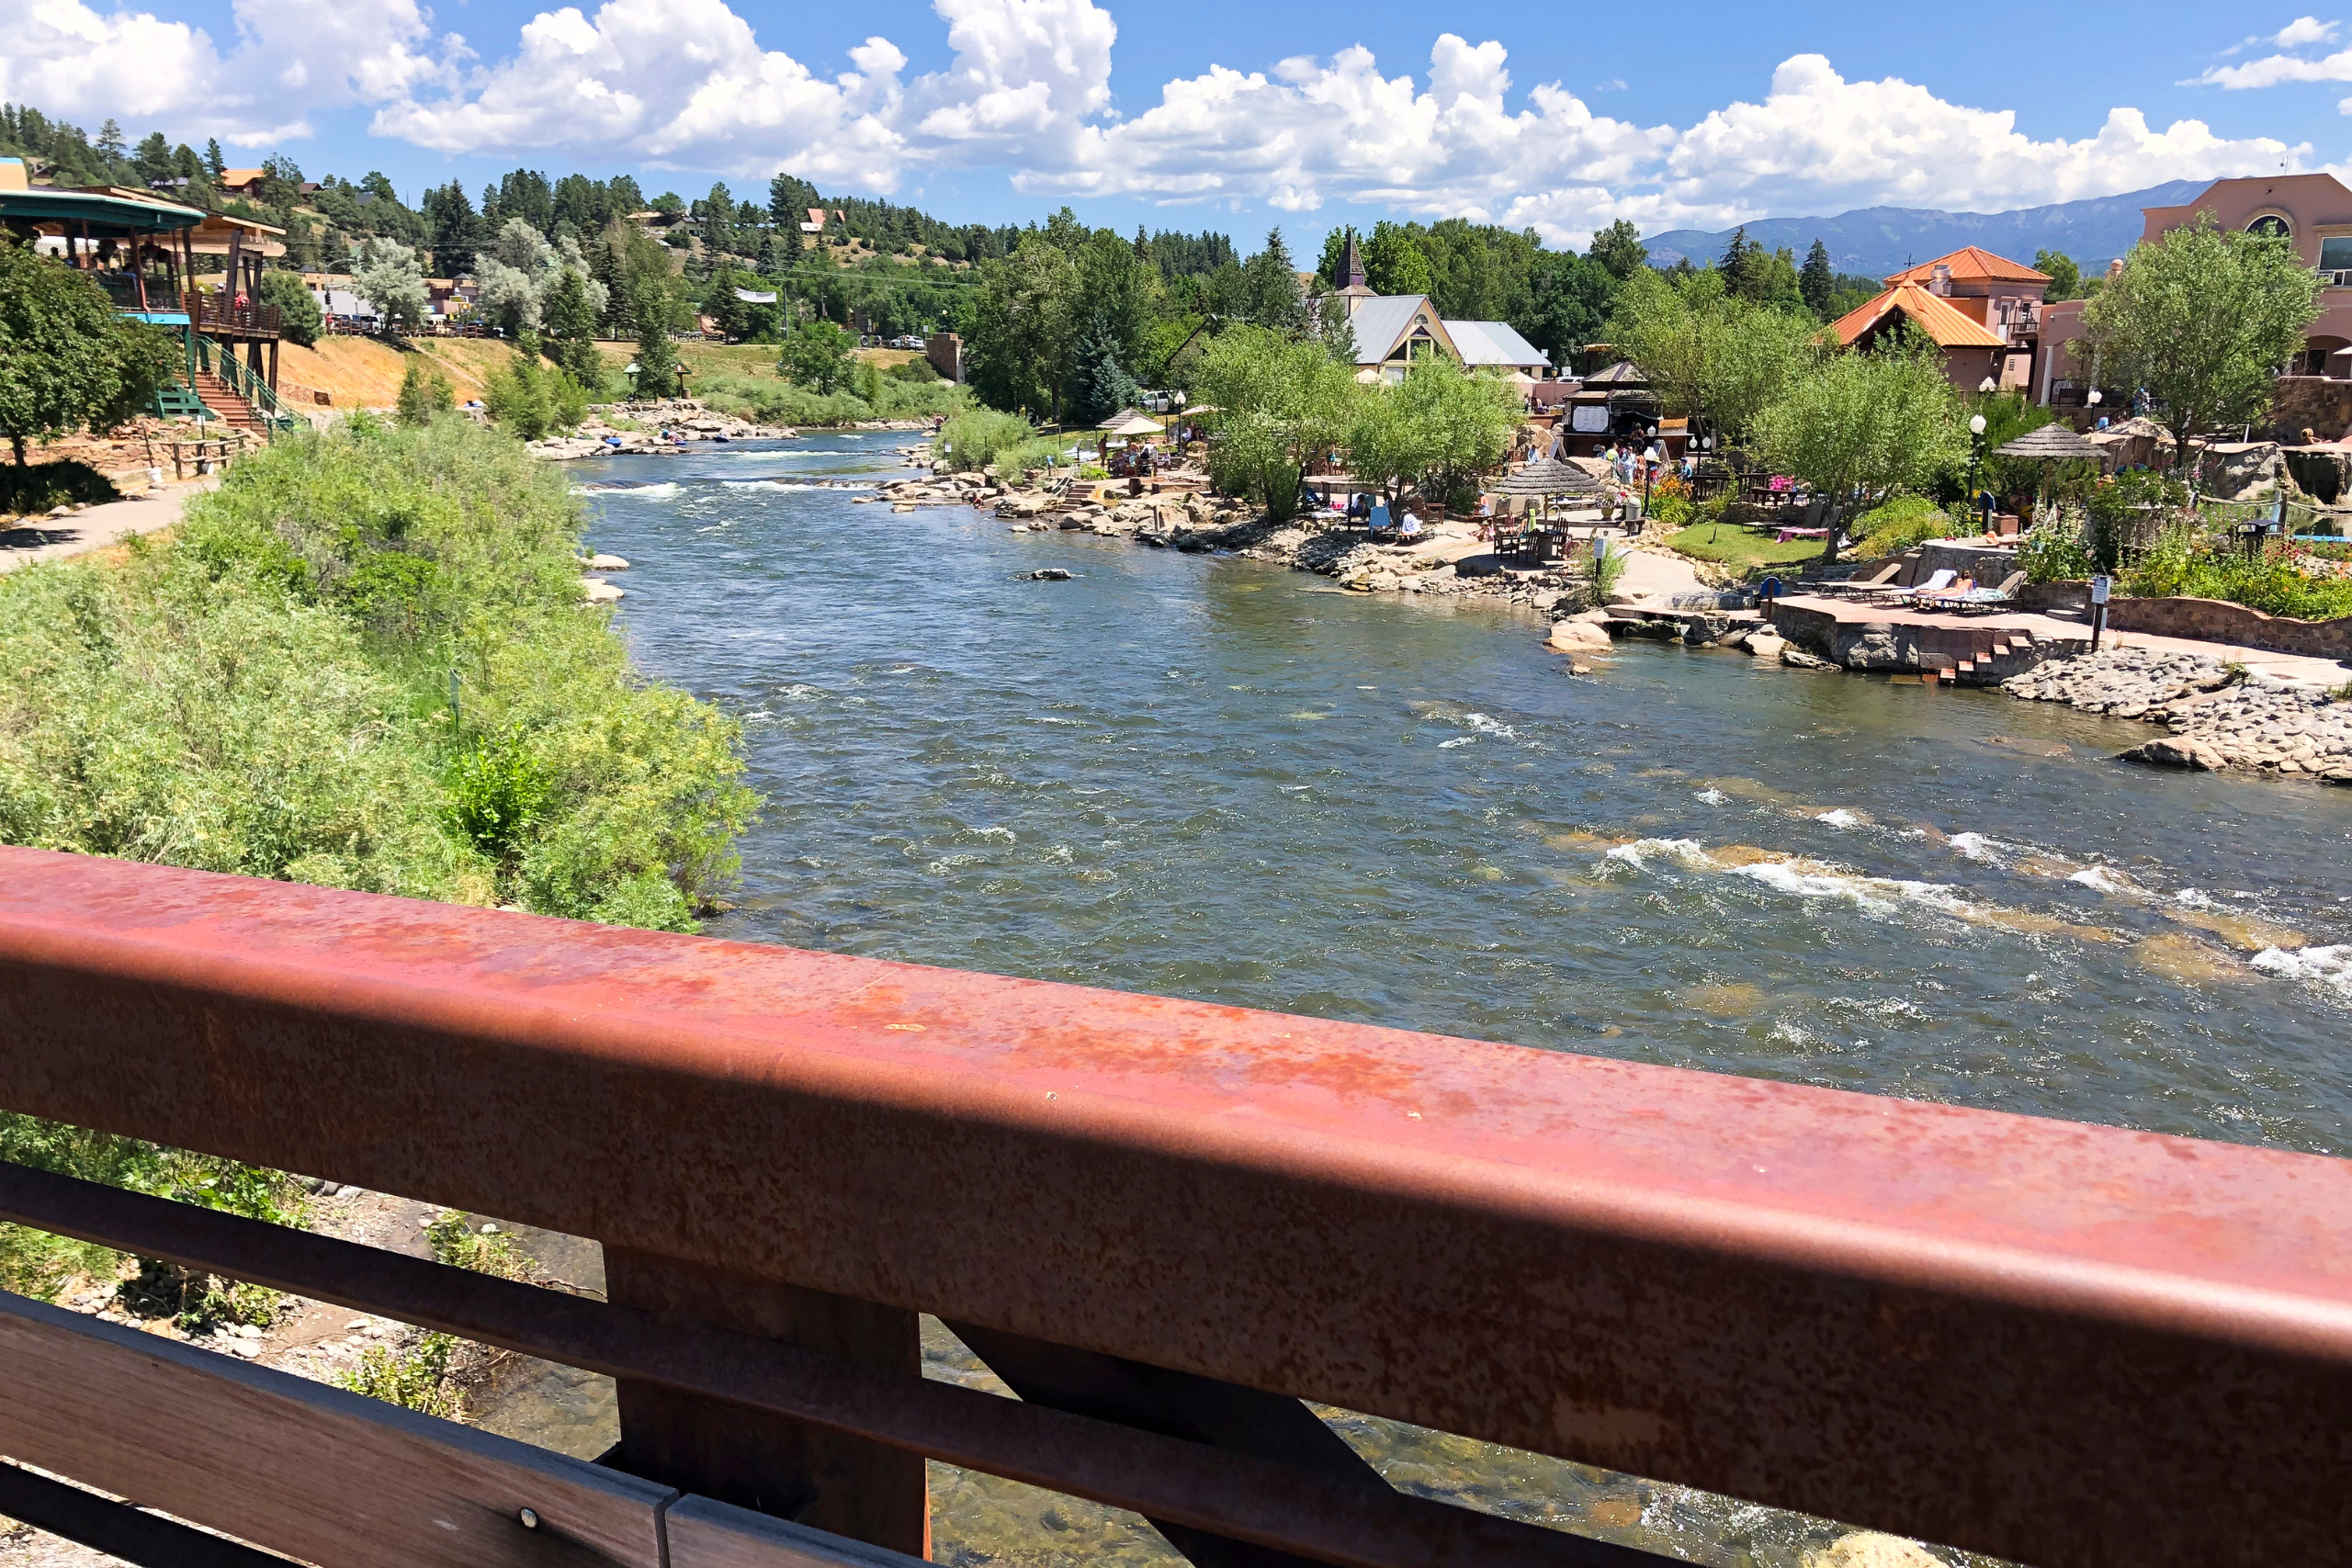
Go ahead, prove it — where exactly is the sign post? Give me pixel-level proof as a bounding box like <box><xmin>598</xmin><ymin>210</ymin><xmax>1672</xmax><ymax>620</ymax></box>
<box><xmin>2089</xmin><ymin>574</ymin><xmax>2110</xmax><ymax>650</ymax></box>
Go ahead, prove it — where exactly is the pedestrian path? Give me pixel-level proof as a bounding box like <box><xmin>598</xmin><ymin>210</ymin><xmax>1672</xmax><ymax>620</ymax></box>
<box><xmin>0</xmin><ymin>478</ymin><xmax>217</xmax><ymax>574</ymax></box>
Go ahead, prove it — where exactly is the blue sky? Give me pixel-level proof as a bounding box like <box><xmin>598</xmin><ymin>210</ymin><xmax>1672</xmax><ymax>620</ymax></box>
<box><xmin>9</xmin><ymin>0</ymin><xmax>2352</xmax><ymax>249</ymax></box>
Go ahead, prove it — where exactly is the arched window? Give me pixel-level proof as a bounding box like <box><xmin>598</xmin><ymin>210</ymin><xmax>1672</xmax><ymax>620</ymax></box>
<box><xmin>2248</xmin><ymin>215</ymin><xmax>2291</xmax><ymax>241</ymax></box>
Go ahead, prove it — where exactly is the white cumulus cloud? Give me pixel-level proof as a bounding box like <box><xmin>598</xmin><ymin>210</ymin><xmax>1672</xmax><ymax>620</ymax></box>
<box><xmin>1661</xmin><ymin>54</ymin><xmax>2294</xmax><ymax>222</ymax></box>
<box><xmin>371</xmin><ymin>0</ymin><xmax>910</xmax><ymax>185</ymax></box>
<box><xmin>5</xmin><ymin>0</ymin><xmax>2312</xmax><ymax>238</ymax></box>
<box><xmin>0</xmin><ymin>0</ymin><xmax>452</xmax><ymax>142</ymax></box>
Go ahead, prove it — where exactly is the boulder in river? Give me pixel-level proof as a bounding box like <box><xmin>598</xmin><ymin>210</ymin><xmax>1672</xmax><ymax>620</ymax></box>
<box><xmin>1546</xmin><ymin>620</ymin><xmax>1611</xmax><ymax>653</ymax></box>
<box><xmin>1019</xmin><ymin>568</ymin><xmax>1073</xmax><ymax>581</ymax></box>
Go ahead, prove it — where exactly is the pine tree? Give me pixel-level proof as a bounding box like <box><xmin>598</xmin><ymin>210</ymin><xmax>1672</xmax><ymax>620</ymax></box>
<box><xmin>1800</xmin><ymin>239</ymin><xmax>1836</xmax><ymax>318</ymax></box>
<box><xmin>1067</xmin><ymin>320</ymin><xmax>1139</xmax><ymax>426</ymax></box>
<box><xmin>630</xmin><ymin>278</ymin><xmax>678</xmax><ymax>399</ymax></box>
<box><xmin>204</xmin><ymin>138</ymin><xmax>226</xmax><ymax>178</ymax></box>
<box><xmin>96</xmin><ymin>118</ymin><xmax>126</xmax><ymax>166</ymax></box>
<box><xmin>1719</xmin><ymin>226</ymin><xmax>1754</xmax><ymax>299</ymax></box>
<box><xmin>544</xmin><ymin>268</ymin><xmax>605</xmax><ymax>391</ymax></box>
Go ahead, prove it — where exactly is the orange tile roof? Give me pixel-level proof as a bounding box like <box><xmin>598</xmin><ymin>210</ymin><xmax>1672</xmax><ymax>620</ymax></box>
<box><xmin>1830</xmin><ymin>284</ymin><xmax>2007</xmax><ymax>350</ymax></box>
<box><xmin>1883</xmin><ymin>245</ymin><xmax>2049</xmax><ymax>288</ymax></box>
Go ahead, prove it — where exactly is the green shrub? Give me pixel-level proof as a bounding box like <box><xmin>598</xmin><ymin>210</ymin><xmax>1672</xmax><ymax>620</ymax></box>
<box><xmin>0</xmin><ymin>416</ymin><xmax>755</xmax><ymax>923</ymax></box>
<box><xmin>1646</xmin><ymin>491</ymin><xmax>1692</xmax><ymax>528</ymax></box>
<box><xmin>0</xmin><ymin>416</ymin><xmax>757</xmax><ymax>1312</ymax></box>
<box><xmin>444</xmin><ymin>728</ymin><xmax>553</xmax><ymax>863</ymax></box>
<box><xmin>258</xmin><ymin>268</ymin><xmax>322</xmax><ymax>348</ymax></box>
<box><xmin>395</xmin><ymin>358</ymin><xmax>455</xmax><ymax>427</ymax></box>
<box><xmin>695</xmin><ymin>368</ymin><xmax>963</xmax><ymax>429</ymax></box>
<box><xmin>1001</xmin><ymin>435</ymin><xmax>1080</xmax><ymax>477</ymax></box>
<box><xmin>1851</xmin><ymin>493</ymin><xmax>1956</xmax><ymax>556</ymax></box>
<box><xmin>0</xmin><ymin>1113</ymin><xmax>296</xmax><ymax>1299</ymax></box>
<box><xmin>939</xmin><ymin>409</ymin><xmax>1036</xmax><ymax>472</ymax></box>
<box><xmin>889</xmin><ymin>356</ymin><xmax>941</xmax><ymax>383</ymax></box>
<box><xmin>2120</xmin><ymin>532</ymin><xmax>2352</xmax><ymax>620</ymax></box>
<box><xmin>425</xmin><ymin>1211</ymin><xmax>530</xmax><ymax>1280</ymax></box>
<box><xmin>482</xmin><ymin>354</ymin><xmax>589</xmax><ymax>440</ymax></box>
<box><xmin>2084</xmin><ymin>469</ymin><xmax>2189</xmax><ymax>574</ymax></box>
<box><xmin>338</xmin><ymin>1333</ymin><xmax>463</xmax><ymax>1416</ymax></box>
<box><xmin>2019</xmin><ymin>522</ymin><xmax>2092</xmax><ymax>583</ymax></box>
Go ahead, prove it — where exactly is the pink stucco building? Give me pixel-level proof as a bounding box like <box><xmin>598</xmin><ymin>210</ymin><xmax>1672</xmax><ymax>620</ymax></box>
<box><xmin>2037</xmin><ymin>173</ymin><xmax>2352</xmax><ymax>409</ymax></box>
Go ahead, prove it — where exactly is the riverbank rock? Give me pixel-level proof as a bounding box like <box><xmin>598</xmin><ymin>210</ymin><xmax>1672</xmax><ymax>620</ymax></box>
<box><xmin>1018</xmin><ymin>568</ymin><xmax>1073</xmax><ymax>581</ymax></box>
<box><xmin>2006</xmin><ymin>645</ymin><xmax>2352</xmax><ymax>778</ymax></box>
<box><xmin>587</xmin><ymin>553</ymin><xmax>630</xmax><ymax>571</ymax></box>
<box><xmin>582</xmin><ymin>578</ymin><xmax>623</xmax><ymax>603</ymax></box>
<box><xmin>1742</xmin><ymin>630</ymin><xmax>1787</xmax><ymax>658</ymax></box>
<box><xmin>1781</xmin><ymin>647</ymin><xmax>1834</xmax><ymax>670</ymax></box>
<box><xmin>1546</xmin><ymin>619</ymin><xmax>1611</xmax><ymax>652</ymax></box>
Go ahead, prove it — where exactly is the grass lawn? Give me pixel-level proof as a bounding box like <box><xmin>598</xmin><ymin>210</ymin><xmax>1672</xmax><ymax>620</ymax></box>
<box><xmin>1661</xmin><ymin>522</ymin><xmax>1830</xmax><ymax>574</ymax></box>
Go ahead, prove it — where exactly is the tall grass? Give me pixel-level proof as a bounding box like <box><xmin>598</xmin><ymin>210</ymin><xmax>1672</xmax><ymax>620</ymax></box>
<box><xmin>936</xmin><ymin>409</ymin><xmax>1036</xmax><ymax>472</ymax></box>
<box><xmin>0</xmin><ymin>413</ymin><xmax>757</xmax><ymax>923</ymax></box>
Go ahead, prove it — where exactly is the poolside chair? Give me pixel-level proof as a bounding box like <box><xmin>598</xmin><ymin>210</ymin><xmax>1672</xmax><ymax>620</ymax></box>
<box><xmin>1814</xmin><ymin>560</ymin><xmax>1905</xmax><ymax>598</ymax></box>
<box><xmin>1870</xmin><ymin>568</ymin><xmax>1955</xmax><ymax>606</ymax></box>
<box><xmin>1914</xmin><ymin>575</ymin><xmax>1977</xmax><ymax>611</ymax></box>
<box><xmin>1951</xmin><ymin>571</ymin><xmax>2029</xmax><ymax>615</ymax></box>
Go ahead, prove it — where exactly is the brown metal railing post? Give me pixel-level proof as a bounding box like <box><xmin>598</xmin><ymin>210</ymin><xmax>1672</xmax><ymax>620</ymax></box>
<box><xmin>604</xmin><ymin>1248</ymin><xmax>929</xmax><ymax>1557</ymax></box>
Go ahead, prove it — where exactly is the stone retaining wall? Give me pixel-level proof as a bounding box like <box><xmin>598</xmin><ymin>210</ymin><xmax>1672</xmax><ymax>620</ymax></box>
<box><xmin>2105</xmin><ymin>595</ymin><xmax>2352</xmax><ymax>660</ymax></box>
<box><xmin>1765</xmin><ymin>604</ymin><xmax>2078</xmax><ymax>683</ymax></box>
<box><xmin>2018</xmin><ymin>580</ymin><xmax>2089</xmax><ymax>614</ymax></box>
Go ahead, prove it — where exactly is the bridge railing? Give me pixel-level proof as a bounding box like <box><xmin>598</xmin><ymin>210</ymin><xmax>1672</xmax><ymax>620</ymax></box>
<box><xmin>0</xmin><ymin>844</ymin><xmax>2346</xmax><ymax>1568</ymax></box>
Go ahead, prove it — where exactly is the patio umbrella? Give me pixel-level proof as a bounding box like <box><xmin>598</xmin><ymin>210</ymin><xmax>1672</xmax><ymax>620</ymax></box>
<box><xmin>1487</xmin><ymin>458</ymin><xmax>1607</xmax><ymax>539</ymax></box>
<box><xmin>1995</xmin><ymin>423</ymin><xmax>2104</xmax><ymax>528</ymax></box>
<box><xmin>1487</xmin><ymin>457</ymin><xmax>1604</xmax><ymax>500</ymax></box>
<box><xmin>1095</xmin><ymin>407</ymin><xmax>1166</xmax><ymax>468</ymax></box>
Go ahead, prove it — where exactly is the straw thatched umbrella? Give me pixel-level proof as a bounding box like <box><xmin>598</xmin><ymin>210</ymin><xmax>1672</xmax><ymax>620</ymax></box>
<box><xmin>1488</xmin><ymin>457</ymin><xmax>1604</xmax><ymax>502</ymax></box>
<box><xmin>1487</xmin><ymin>458</ymin><xmax>1607</xmax><ymax>547</ymax></box>
<box><xmin>1095</xmin><ymin>407</ymin><xmax>1166</xmax><ymax>469</ymax></box>
<box><xmin>1996</xmin><ymin>423</ymin><xmax>2104</xmax><ymax>529</ymax></box>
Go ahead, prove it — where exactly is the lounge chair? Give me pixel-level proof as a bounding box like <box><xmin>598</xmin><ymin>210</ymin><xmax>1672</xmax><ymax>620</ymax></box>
<box><xmin>1951</xmin><ymin>571</ymin><xmax>2029</xmax><ymax>614</ymax></box>
<box><xmin>1870</xmin><ymin>568</ymin><xmax>1955</xmax><ymax>606</ymax></box>
<box><xmin>1914</xmin><ymin>575</ymin><xmax>1977</xmax><ymax>611</ymax></box>
<box><xmin>1814</xmin><ymin>560</ymin><xmax>1905</xmax><ymax>598</ymax></box>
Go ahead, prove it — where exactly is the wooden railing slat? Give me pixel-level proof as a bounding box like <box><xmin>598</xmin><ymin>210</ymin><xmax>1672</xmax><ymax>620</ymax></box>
<box><xmin>663</xmin><ymin>1495</ymin><xmax>931</xmax><ymax>1568</ymax></box>
<box><xmin>0</xmin><ymin>1290</ymin><xmax>672</xmax><ymax>1568</ymax></box>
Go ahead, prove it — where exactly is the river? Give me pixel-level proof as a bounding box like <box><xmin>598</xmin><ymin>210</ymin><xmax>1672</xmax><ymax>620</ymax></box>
<box><xmin>479</xmin><ymin>432</ymin><xmax>2352</xmax><ymax>1564</ymax></box>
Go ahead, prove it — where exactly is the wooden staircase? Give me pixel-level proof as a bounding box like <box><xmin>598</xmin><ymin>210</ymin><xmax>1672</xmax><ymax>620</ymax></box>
<box><xmin>190</xmin><ymin>369</ymin><xmax>267</xmax><ymax>432</ymax></box>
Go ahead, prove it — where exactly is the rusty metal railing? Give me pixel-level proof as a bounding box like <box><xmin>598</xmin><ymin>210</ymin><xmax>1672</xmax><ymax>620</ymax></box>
<box><xmin>0</xmin><ymin>844</ymin><xmax>2347</xmax><ymax>1568</ymax></box>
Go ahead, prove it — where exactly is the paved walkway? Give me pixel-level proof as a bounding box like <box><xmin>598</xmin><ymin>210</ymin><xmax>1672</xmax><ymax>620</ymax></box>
<box><xmin>1773</xmin><ymin>592</ymin><xmax>2351</xmax><ymax>688</ymax></box>
<box><xmin>0</xmin><ymin>478</ymin><xmax>217</xmax><ymax>575</ymax></box>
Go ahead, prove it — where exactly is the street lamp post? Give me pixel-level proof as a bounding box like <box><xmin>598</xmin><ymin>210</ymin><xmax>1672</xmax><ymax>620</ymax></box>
<box><xmin>1967</xmin><ymin>412</ymin><xmax>1987</xmax><ymax>524</ymax></box>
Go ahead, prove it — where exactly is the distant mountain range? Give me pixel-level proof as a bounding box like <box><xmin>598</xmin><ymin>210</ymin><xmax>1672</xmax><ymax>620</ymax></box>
<box><xmin>1642</xmin><ymin>179</ymin><xmax>2211</xmax><ymax>278</ymax></box>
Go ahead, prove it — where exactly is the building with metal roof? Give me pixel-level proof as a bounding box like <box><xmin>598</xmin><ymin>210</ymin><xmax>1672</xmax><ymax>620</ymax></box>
<box><xmin>1340</xmin><ymin>292</ymin><xmax>1549</xmax><ymax>383</ymax></box>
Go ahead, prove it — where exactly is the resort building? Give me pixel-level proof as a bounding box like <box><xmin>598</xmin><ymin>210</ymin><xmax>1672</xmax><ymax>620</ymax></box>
<box><xmin>1830</xmin><ymin>246</ymin><xmax>2051</xmax><ymax>391</ymax></box>
<box><xmin>1325</xmin><ymin>232</ymin><xmax>1550</xmax><ymax>384</ymax></box>
<box><xmin>0</xmin><ymin>175</ymin><xmax>295</xmax><ymax>427</ymax></box>
<box><xmin>2038</xmin><ymin>173</ymin><xmax>2352</xmax><ymax>412</ymax></box>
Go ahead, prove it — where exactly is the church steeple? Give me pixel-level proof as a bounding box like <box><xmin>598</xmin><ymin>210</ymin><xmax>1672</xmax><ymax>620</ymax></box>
<box><xmin>1340</xmin><ymin>227</ymin><xmax>1367</xmax><ymax>290</ymax></box>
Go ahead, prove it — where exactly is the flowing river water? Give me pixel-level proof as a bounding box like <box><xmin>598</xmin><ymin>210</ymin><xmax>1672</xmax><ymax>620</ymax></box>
<box><xmin>473</xmin><ymin>433</ymin><xmax>2352</xmax><ymax>1566</ymax></box>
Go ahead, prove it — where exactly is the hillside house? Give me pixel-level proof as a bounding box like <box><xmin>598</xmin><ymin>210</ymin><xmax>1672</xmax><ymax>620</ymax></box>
<box><xmin>1325</xmin><ymin>232</ymin><xmax>1549</xmax><ymax>384</ymax></box>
